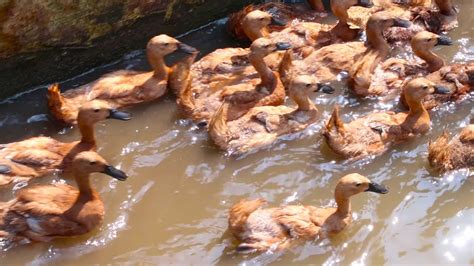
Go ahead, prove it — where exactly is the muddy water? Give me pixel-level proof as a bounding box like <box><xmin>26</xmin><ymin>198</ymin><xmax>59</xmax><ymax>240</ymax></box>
<box><xmin>1</xmin><ymin>3</ymin><xmax>473</xmax><ymax>265</ymax></box>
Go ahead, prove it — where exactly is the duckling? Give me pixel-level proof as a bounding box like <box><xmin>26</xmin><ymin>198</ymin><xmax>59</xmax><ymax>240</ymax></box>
<box><xmin>428</xmin><ymin>124</ymin><xmax>474</xmax><ymax>173</ymax></box>
<box><xmin>208</xmin><ymin>75</ymin><xmax>334</xmax><ymax>155</ymax></box>
<box><xmin>228</xmin><ymin>1</ymin><xmax>326</xmax><ymax>41</ymax></box>
<box><xmin>228</xmin><ymin>173</ymin><xmax>388</xmax><ymax>253</ymax></box>
<box><xmin>323</xmin><ymin>78</ymin><xmax>450</xmax><ymax>160</ymax></box>
<box><xmin>282</xmin><ymin>12</ymin><xmax>411</xmax><ymax>84</ymax></box>
<box><xmin>47</xmin><ymin>35</ymin><xmax>197</xmax><ymax>125</ymax></box>
<box><xmin>0</xmin><ymin>101</ymin><xmax>131</xmax><ymax>186</ymax></box>
<box><xmin>354</xmin><ymin>31</ymin><xmax>453</xmax><ymax>97</ymax></box>
<box><xmin>231</xmin><ymin>0</ymin><xmax>374</xmax><ymax>50</ymax></box>
<box><xmin>347</xmin><ymin>0</ymin><xmax>457</xmax><ymax>43</ymax></box>
<box><xmin>178</xmin><ymin>38</ymin><xmax>291</xmax><ymax>124</ymax></box>
<box><xmin>0</xmin><ymin>151</ymin><xmax>127</xmax><ymax>244</ymax></box>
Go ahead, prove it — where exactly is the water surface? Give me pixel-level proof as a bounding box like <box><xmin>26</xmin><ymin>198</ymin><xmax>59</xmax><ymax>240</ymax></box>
<box><xmin>0</xmin><ymin>4</ymin><xmax>473</xmax><ymax>265</ymax></box>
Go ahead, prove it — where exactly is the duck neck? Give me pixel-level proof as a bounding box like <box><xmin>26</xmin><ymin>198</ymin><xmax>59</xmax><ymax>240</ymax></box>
<box><xmin>147</xmin><ymin>51</ymin><xmax>169</xmax><ymax>80</ymax></box>
<box><xmin>406</xmin><ymin>96</ymin><xmax>428</xmax><ymax>117</ymax></box>
<box><xmin>414</xmin><ymin>46</ymin><xmax>444</xmax><ymax>72</ymax></box>
<box><xmin>435</xmin><ymin>0</ymin><xmax>456</xmax><ymax>16</ymax></box>
<box><xmin>78</xmin><ymin>118</ymin><xmax>96</xmax><ymax>145</ymax></box>
<box><xmin>308</xmin><ymin>0</ymin><xmax>325</xmax><ymax>12</ymax></box>
<box><xmin>335</xmin><ymin>189</ymin><xmax>351</xmax><ymax>217</ymax></box>
<box><xmin>250</xmin><ymin>53</ymin><xmax>275</xmax><ymax>88</ymax></box>
<box><xmin>244</xmin><ymin>24</ymin><xmax>268</xmax><ymax>42</ymax></box>
<box><xmin>366</xmin><ymin>26</ymin><xmax>389</xmax><ymax>55</ymax></box>
<box><xmin>292</xmin><ymin>92</ymin><xmax>316</xmax><ymax>111</ymax></box>
<box><xmin>331</xmin><ymin>1</ymin><xmax>350</xmax><ymax>24</ymax></box>
<box><xmin>74</xmin><ymin>171</ymin><xmax>94</xmax><ymax>199</ymax></box>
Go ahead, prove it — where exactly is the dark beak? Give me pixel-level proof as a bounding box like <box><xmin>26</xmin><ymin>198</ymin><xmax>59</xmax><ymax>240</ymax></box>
<box><xmin>436</xmin><ymin>35</ymin><xmax>453</xmax><ymax>46</ymax></box>
<box><xmin>270</xmin><ymin>16</ymin><xmax>287</xmax><ymax>27</ymax></box>
<box><xmin>365</xmin><ymin>182</ymin><xmax>389</xmax><ymax>194</ymax></box>
<box><xmin>177</xmin><ymin>43</ymin><xmax>198</xmax><ymax>55</ymax></box>
<box><xmin>392</xmin><ymin>18</ymin><xmax>411</xmax><ymax>28</ymax></box>
<box><xmin>316</xmin><ymin>84</ymin><xmax>335</xmax><ymax>94</ymax></box>
<box><xmin>434</xmin><ymin>85</ymin><xmax>451</xmax><ymax>94</ymax></box>
<box><xmin>108</xmin><ymin>109</ymin><xmax>132</xmax><ymax>121</ymax></box>
<box><xmin>0</xmin><ymin>164</ymin><xmax>11</xmax><ymax>174</ymax></box>
<box><xmin>102</xmin><ymin>165</ymin><xmax>128</xmax><ymax>181</ymax></box>
<box><xmin>357</xmin><ymin>0</ymin><xmax>374</xmax><ymax>8</ymax></box>
<box><xmin>276</xmin><ymin>42</ymin><xmax>292</xmax><ymax>51</ymax></box>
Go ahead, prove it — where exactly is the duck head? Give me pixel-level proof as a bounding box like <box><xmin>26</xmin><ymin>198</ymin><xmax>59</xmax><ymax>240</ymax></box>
<box><xmin>336</xmin><ymin>173</ymin><xmax>389</xmax><ymax>198</ymax></box>
<box><xmin>147</xmin><ymin>34</ymin><xmax>197</xmax><ymax>56</ymax></box>
<box><xmin>77</xmin><ymin>100</ymin><xmax>132</xmax><ymax>125</ymax></box>
<box><xmin>403</xmin><ymin>78</ymin><xmax>451</xmax><ymax>105</ymax></box>
<box><xmin>411</xmin><ymin>31</ymin><xmax>452</xmax><ymax>72</ymax></box>
<box><xmin>365</xmin><ymin>12</ymin><xmax>411</xmax><ymax>49</ymax></box>
<box><xmin>73</xmin><ymin>151</ymin><xmax>128</xmax><ymax>181</ymax></box>
<box><xmin>411</xmin><ymin>31</ymin><xmax>453</xmax><ymax>51</ymax></box>
<box><xmin>250</xmin><ymin>38</ymin><xmax>291</xmax><ymax>59</ymax></box>
<box><xmin>242</xmin><ymin>10</ymin><xmax>286</xmax><ymax>41</ymax></box>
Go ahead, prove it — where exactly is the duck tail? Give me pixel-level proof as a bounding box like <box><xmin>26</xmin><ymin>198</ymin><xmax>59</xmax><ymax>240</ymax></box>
<box><xmin>169</xmin><ymin>52</ymin><xmax>198</xmax><ymax>95</ymax></box>
<box><xmin>228</xmin><ymin>198</ymin><xmax>267</xmax><ymax>238</ymax></box>
<box><xmin>279</xmin><ymin>50</ymin><xmax>293</xmax><ymax>89</ymax></box>
<box><xmin>428</xmin><ymin>129</ymin><xmax>451</xmax><ymax>172</ymax></box>
<box><xmin>47</xmin><ymin>83</ymin><xmax>64</xmax><ymax>115</ymax></box>
<box><xmin>324</xmin><ymin>105</ymin><xmax>345</xmax><ymax>136</ymax></box>
<box><xmin>208</xmin><ymin>101</ymin><xmax>230</xmax><ymax>150</ymax></box>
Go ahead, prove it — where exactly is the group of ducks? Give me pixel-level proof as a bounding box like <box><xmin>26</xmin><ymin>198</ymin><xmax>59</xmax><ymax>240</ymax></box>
<box><xmin>0</xmin><ymin>0</ymin><xmax>472</xmax><ymax>254</ymax></box>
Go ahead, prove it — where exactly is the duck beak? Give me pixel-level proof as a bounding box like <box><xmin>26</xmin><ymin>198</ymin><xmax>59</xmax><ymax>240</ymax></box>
<box><xmin>271</xmin><ymin>16</ymin><xmax>287</xmax><ymax>27</ymax></box>
<box><xmin>357</xmin><ymin>0</ymin><xmax>374</xmax><ymax>8</ymax></box>
<box><xmin>0</xmin><ymin>164</ymin><xmax>11</xmax><ymax>174</ymax></box>
<box><xmin>316</xmin><ymin>84</ymin><xmax>335</xmax><ymax>94</ymax></box>
<box><xmin>365</xmin><ymin>182</ymin><xmax>389</xmax><ymax>194</ymax></box>
<box><xmin>434</xmin><ymin>85</ymin><xmax>451</xmax><ymax>94</ymax></box>
<box><xmin>436</xmin><ymin>35</ymin><xmax>453</xmax><ymax>46</ymax></box>
<box><xmin>102</xmin><ymin>165</ymin><xmax>128</xmax><ymax>181</ymax></box>
<box><xmin>276</xmin><ymin>42</ymin><xmax>292</xmax><ymax>51</ymax></box>
<box><xmin>108</xmin><ymin>109</ymin><xmax>132</xmax><ymax>121</ymax></box>
<box><xmin>392</xmin><ymin>18</ymin><xmax>411</xmax><ymax>28</ymax></box>
<box><xmin>177</xmin><ymin>43</ymin><xmax>198</xmax><ymax>55</ymax></box>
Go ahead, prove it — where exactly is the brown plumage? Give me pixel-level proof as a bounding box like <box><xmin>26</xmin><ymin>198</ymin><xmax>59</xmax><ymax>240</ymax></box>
<box><xmin>368</xmin><ymin>31</ymin><xmax>453</xmax><ymax>97</ymax></box>
<box><xmin>228</xmin><ymin>173</ymin><xmax>388</xmax><ymax>253</ymax></box>
<box><xmin>283</xmin><ymin>12</ymin><xmax>410</xmax><ymax>85</ymax></box>
<box><xmin>428</xmin><ymin>124</ymin><xmax>474</xmax><ymax>173</ymax></box>
<box><xmin>227</xmin><ymin>1</ymin><xmax>327</xmax><ymax>41</ymax></box>
<box><xmin>208</xmin><ymin>75</ymin><xmax>332</xmax><ymax>155</ymax></box>
<box><xmin>0</xmin><ymin>151</ymin><xmax>127</xmax><ymax>246</ymax></box>
<box><xmin>0</xmin><ymin>101</ymin><xmax>131</xmax><ymax>187</ymax></box>
<box><xmin>178</xmin><ymin>38</ymin><xmax>290</xmax><ymax>124</ymax></box>
<box><xmin>323</xmin><ymin>78</ymin><xmax>449</xmax><ymax>160</ymax></box>
<box><xmin>347</xmin><ymin>0</ymin><xmax>457</xmax><ymax>43</ymax></box>
<box><xmin>47</xmin><ymin>35</ymin><xmax>197</xmax><ymax>125</ymax></box>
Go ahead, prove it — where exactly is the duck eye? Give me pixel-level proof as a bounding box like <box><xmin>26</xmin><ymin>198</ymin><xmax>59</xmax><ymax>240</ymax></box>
<box><xmin>422</xmin><ymin>85</ymin><xmax>428</xmax><ymax>90</ymax></box>
<box><xmin>164</xmin><ymin>43</ymin><xmax>169</xmax><ymax>46</ymax></box>
<box><xmin>90</xmin><ymin>161</ymin><xmax>97</xmax><ymax>165</ymax></box>
<box><xmin>355</xmin><ymin>183</ymin><xmax>362</xmax><ymax>187</ymax></box>
<box><xmin>305</xmin><ymin>83</ymin><xmax>311</xmax><ymax>87</ymax></box>
<box><xmin>259</xmin><ymin>17</ymin><xmax>265</xmax><ymax>21</ymax></box>
<box><xmin>428</xmin><ymin>38</ymin><xmax>432</xmax><ymax>41</ymax></box>
<box><xmin>94</xmin><ymin>109</ymin><xmax>100</xmax><ymax>112</ymax></box>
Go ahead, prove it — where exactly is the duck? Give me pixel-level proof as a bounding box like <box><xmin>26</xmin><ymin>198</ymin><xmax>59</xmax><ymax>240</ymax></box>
<box><xmin>47</xmin><ymin>34</ymin><xmax>197</xmax><ymax>125</ymax></box>
<box><xmin>0</xmin><ymin>101</ymin><xmax>131</xmax><ymax>186</ymax></box>
<box><xmin>281</xmin><ymin>12</ymin><xmax>411</xmax><ymax>85</ymax></box>
<box><xmin>428</xmin><ymin>124</ymin><xmax>474</xmax><ymax>173</ymax></box>
<box><xmin>228</xmin><ymin>173</ymin><xmax>388</xmax><ymax>253</ymax></box>
<box><xmin>354</xmin><ymin>31</ymin><xmax>453</xmax><ymax>97</ymax></box>
<box><xmin>347</xmin><ymin>0</ymin><xmax>457</xmax><ymax>43</ymax></box>
<box><xmin>208</xmin><ymin>75</ymin><xmax>334</xmax><ymax>155</ymax></box>
<box><xmin>0</xmin><ymin>151</ymin><xmax>127</xmax><ymax>244</ymax></box>
<box><xmin>230</xmin><ymin>0</ymin><xmax>374</xmax><ymax>50</ymax></box>
<box><xmin>227</xmin><ymin>0</ymin><xmax>327</xmax><ymax>41</ymax></box>
<box><xmin>323</xmin><ymin>78</ymin><xmax>450</xmax><ymax>160</ymax></box>
<box><xmin>178</xmin><ymin>38</ymin><xmax>291</xmax><ymax>125</ymax></box>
